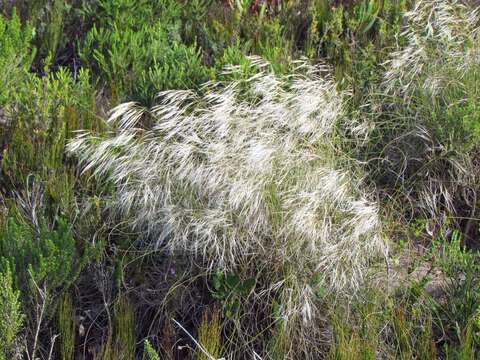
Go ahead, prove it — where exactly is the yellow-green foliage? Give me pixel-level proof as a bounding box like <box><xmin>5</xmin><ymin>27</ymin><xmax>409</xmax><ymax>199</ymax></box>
<box><xmin>391</xmin><ymin>307</ymin><xmax>413</xmax><ymax>359</ymax></box>
<box><xmin>101</xmin><ymin>336</ymin><xmax>114</xmax><ymax>360</ymax></box>
<box><xmin>143</xmin><ymin>340</ymin><xmax>160</xmax><ymax>360</ymax></box>
<box><xmin>0</xmin><ymin>264</ymin><xmax>24</xmax><ymax>359</ymax></box>
<box><xmin>1</xmin><ymin>66</ymin><xmax>98</xmax><ymax>192</ymax></box>
<box><xmin>326</xmin><ymin>288</ymin><xmax>441</xmax><ymax>360</ymax></box>
<box><xmin>416</xmin><ymin>315</ymin><xmax>436</xmax><ymax>360</ymax></box>
<box><xmin>196</xmin><ymin>307</ymin><xmax>222</xmax><ymax>360</ymax></box>
<box><xmin>58</xmin><ymin>293</ymin><xmax>75</xmax><ymax>360</ymax></box>
<box><xmin>328</xmin><ymin>298</ymin><xmax>381</xmax><ymax>360</ymax></box>
<box><xmin>113</xmin><ymin>294</ymin><xmax>136</xmax><ymax>360</ymax></box>
<box><xmin>0</xmin><ymin>9</ymin><xmax>35</xmax><ymax>106</ymax></box>
<box><xmin>101</xmin><ymin>295</ymin><xmax>137</xmax><ymax>360</ymax></box>
<box><xmin>80</xmin><ymin>0</ymin><xmax>209</xmax><ymax>105</ymax></box>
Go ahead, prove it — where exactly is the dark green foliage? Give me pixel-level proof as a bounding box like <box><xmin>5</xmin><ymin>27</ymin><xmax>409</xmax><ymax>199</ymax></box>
<box><xmin>211</xmin><ymin>272</ymin><xmax>255</xmax><ymax>318</ymax></box>
<box><xmin>307</xmin><ymin>0</ymin><xmax>406</xmax><ymax>89</ymax></box>
<box><xmin>31</xmin><ymin>0</ymin><xmax>66</xmax><ymax>62</ymax></box>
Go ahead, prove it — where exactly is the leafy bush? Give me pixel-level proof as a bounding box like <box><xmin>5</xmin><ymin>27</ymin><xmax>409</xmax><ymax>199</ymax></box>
<box><xmin>80</xmin><ymin>0</ymin><xmax>209</xmax><ymax>105</ymax></box>
<box><xmin>68</xmin><ymin>60</ymin><xmax>386</xmax><ymax>357</ymax></box>
<box><xmin>0</xmin><ymin>209</ymin><xmax>81</xmax><ymax>292</ymax></box>
<box><xmin>0</xmin><ymin>9</ymin><xmax>35</xmax><ymax>107</ymax></box>
<box><xmin>1</xmin><ymin>66</ymin><xmax>97</xmax><ymax>196</ymax></box>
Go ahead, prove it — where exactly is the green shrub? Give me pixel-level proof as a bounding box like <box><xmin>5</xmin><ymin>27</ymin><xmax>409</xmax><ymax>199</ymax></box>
<box><xmin>0</xmin><ymin>211</ymin><xmax>81</xmax><ymax>292</ymax></box>
<box><xmin>80</xmin><ymin>0</ymin><xmax>209</xmax><ymax>105</ymax></box>
<box><xmin>1</xmin><ymin>66</ymin><xmax>97</xmax><ymax>194</ymax></box>
<box><xmin>0</xmin><ymin>264</ymin><xmax>24</xmax><ymax>359</ymax></box>
<box><xmin>214</xmin><ymin>43</ymin><xmax>259</xmax><ymax>81</ymax></box>
<box><xmin>31</xmin><ymin>0</ymin><xmax>66</xmax><ymax>62</ymax></box>
<box><xmin>431</xmin><ymin>230</ymin><xmax>480</xmax><ymax>352</ymax></box>
<box><xmin>384</xmin><ymin>0</ymin><xmax>480</xmax><ymax>150</ymax></box>
<box><xmin>369</xmin><ymin>0</ymin><xmax>480</xmax><ymax>232</ymax></box>
<box><xmin>0</xmin><ymin>9</ymin><xmax>35</xmax><ymax>107</ymax></box>
<box><xmin>204</xmin><ymin>2</ymin><xmax>294</xmax><ymax>74</ymax></box>
<box><xmin>307</xmin><ymin>0</ymin><xmax>405</xmax><ymax>88</ymax></box>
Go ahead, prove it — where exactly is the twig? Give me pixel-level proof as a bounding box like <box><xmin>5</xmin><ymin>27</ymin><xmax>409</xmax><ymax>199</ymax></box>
<box><xmin>29</xmin><ymin>272</ymin><xmax>48</xmax><ymax>360</ymax></box>
<box><xmin>47</xmin><ymin>334</ymin><xmax>59</xmax><ymax>360</ymax></box>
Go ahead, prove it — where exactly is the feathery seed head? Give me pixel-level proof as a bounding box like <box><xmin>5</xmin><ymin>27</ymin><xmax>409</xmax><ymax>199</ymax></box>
<box><xmin>67</xmin><ymin>61</ymin><xmax>386</xmax><ymax>345</ymax></box>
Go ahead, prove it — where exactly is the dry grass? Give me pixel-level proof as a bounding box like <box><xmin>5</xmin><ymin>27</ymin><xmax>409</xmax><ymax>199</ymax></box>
<box><xmin>379</xmin><ymin>0</ymin><xmax>480</xmax><ymax>236</ymax></box>
<box><xmin>68</xmin><ymin>59</ymin><xmax>386</xmax><ymax>357</ymax></box>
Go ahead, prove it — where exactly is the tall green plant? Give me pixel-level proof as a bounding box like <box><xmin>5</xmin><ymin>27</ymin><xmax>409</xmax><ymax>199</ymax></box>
<box><xmin>1</xmin><ymin>66</ymin><xmax>96</xmax><ymax>194</ymax></box>
<box><xmin>0</xmin><ymin>9</ymin><xmax>35</xmax><ymax>107</ymax></box>
<box><xmin>58</xmin><ymin>293</ymin><xmax>75</xmax><ymax>360</ymax></box>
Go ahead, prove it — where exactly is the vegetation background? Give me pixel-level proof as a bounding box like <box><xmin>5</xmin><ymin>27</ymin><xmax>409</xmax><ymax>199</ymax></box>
<box><xmin>1</xmin><ymin>0</ymin><xmax>480</xmax><ymax>359</ymax></box>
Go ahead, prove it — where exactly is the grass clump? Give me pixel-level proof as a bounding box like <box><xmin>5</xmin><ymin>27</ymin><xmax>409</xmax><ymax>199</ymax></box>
<box><xmin>363</xmin><ymin>0</ymin><xmax>480</xmax><ymax>239</ymax></box>
<box><xmin>383</xmin><ymin>0</ymin><xmax>480</xmax><ymax>148</ymax></box>
<box><xmin>113</xmin><ymin>294</ymin><xmax>136</xmax><ymax>360</ymax></box>
<box><xmin>68</xmin><ymin>60</ymin><xmax>386</xmax><ymax>357</ymax></box>
<box><xmin>57</xmin><ymin>293</ymin><xmax>75</xmax><ymax>360</ymax></box>
<box><xmin>196</xmin><ymin>307</ymin><xmax>222</xmax><ymax>360</ymax></box>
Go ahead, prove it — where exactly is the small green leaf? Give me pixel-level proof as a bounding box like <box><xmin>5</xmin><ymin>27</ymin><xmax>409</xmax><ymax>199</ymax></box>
<box><xmin>225</xmin><ymin>274</ymin><xmax>241</xmax><ymax>289</ymax></box>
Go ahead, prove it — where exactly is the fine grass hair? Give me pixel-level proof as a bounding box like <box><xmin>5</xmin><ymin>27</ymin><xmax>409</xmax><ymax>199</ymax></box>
<box><xmin>68</xmin><ymin>59</ymin><xmax>387</xmax><ymax>357</ymax></box>
<box><xmin>379</xmin><ymin>0</ymin><xmax>480</xmax><ymax>233</ymax></box>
